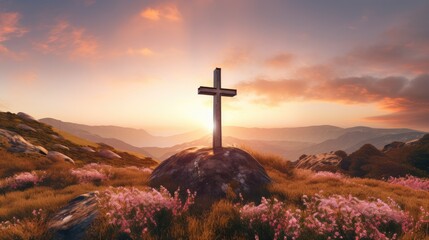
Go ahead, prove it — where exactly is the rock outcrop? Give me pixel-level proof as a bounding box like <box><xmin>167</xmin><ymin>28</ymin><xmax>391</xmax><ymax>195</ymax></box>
<box><xmin>35</xmin><ymin>146</ymin><xmax>48</xmax><ymax>155</ymax></box>
<box><xmin>294</xmin><ymin>151</ymin><xmax>345</xmax><ymax>171</ymax></box>
<box><xmin>17</xmin><ymin>112</ymin><xmax>37</xmax><ymax>122</ymax></box>
<box><xmin>48</xmin><ymin>192</ymin><xmax>98</xmax><ymax>240</ymax></box>
<box><xmin>47</xmin><ymin>151</ymin><xmax>75</xmax><ymax>164</ymax></box>
<box><xmin>53</xmin><ymin>144</ymin><xmax>70</xmax><ymax>151</ymax></box>
<box><xmin>0</xmin><ymin>129</ymin><xmax>46</xmax><ymax>154</ymax></box>
<box><xmin>98</xmin><ymin>149</ymin><xmax>121</xmax><ymax>159</ymax></box>
<box><xmin>149</xmin><ymin>147</ymin><xmax>271</xmax><ymax>206</ymax></box>
<box><xmin>80</xmin><ymin>146</ymin><xmax>95</xmax><ymax>153</ymax></box>
<box><xmin>17</xmin><ymin>123</ymin><xmax>36</xmax><ymax>132</ymax></box>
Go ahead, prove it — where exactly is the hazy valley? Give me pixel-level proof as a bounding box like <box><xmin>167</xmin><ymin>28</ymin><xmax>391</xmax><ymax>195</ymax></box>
<box><xmin>41</xmin><ymin>118</ymin><xmax>426</xmax><ymax>161</ymax></box>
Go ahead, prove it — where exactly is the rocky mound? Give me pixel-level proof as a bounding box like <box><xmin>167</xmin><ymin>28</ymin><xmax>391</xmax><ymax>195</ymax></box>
<box><xmin>294</xmin><ymin>133</ymin><xmax>429</xmax><ymax>178</ymax></box>
<box><xmin>47</xmin><ymin>151</ymin><xmax>75</xmax><ymax>164</ymax></box>
<box><xmin>149</xmin><ymin>147</ymin><xmax>271</xmax><ymax>206</ymax></box>
<box><xmin>339</xmin><ymin>143</ymin><xmax>426</xmax><ymax>178</ymax></box>
<box><xmin>98</xmin><ymin>149</ymin><xmax>121</xmax><ymax>159</ymax></box>
<box><xmin>17</xmin><ymin>112</ymin><xmax>37</xmax><ymax>122</ymax></box>
<box><xmin>0</xmin><ymin>111</ymin><xmax>157</xmax><ymax>168</ymax></box>
<box><xmin>0</xmin><ymin>129</ymin><xmax>47</xmax><ymax>155</ymax></box>
<box><xmin>295</xmin><ymin>151</ymin><xmax>346</xmax><ymax>171</ymax></box>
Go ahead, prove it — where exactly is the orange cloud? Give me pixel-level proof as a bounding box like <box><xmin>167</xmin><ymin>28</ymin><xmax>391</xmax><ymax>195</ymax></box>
<box><xmin>236</xmin><ymin>73</ymin><xmax>429</xmax><ymax>129</ymax></box>
<box><xmin>265</xmin><ymin>53</ymin><xmax>294</xmax><ymax>68</ymax></box>
<box><xmin>126</xmin><ymin>47</ymin><xmax>154</xmax><ymax>56</ymax></box>
<box><xmin>141</xmin><ymin>8</ymin><xmax>160</xmax><ymax>21</ymax></box>
<box><xmin>36</xmin><ymin>20</ymin><xmax>98</xmax><ymax>60</ymax></box>
<box><xmin>0</xmin><ymin>12</ymin><xmax>27</xmax><ymax>57</ymax></box>
<box><xmin>140</xmin><ymin>4</ymin><xmax>181</xmax><ymax>22</ymax></box>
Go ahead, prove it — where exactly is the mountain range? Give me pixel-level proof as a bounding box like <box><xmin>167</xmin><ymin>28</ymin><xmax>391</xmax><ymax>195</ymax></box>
<box><xmin>40</xmin><ymin>118</ymin><xmax>426</xmax><ymax>161</ymax></box>
<box><xmin>294</xmin><ymin>134</ymin><xmax>429</xmax><ymax>178</ymax></box>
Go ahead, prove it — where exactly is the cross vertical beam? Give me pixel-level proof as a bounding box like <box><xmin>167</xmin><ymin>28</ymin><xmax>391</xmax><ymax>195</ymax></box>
<box><xmin>198</xmin><ymin>68</ymin><xmax>237</xmax><ymax>152</ymax></box>
<box><xmin>213</xmin><ymin>68</ymin><xmax>222</xmax><ymax>150</ymax></box>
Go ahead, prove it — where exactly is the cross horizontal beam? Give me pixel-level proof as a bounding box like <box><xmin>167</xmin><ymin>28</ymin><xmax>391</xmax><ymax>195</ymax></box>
<box><xmin>198</xmin><ymin>87</ymin><xmax>237</xmax><ymax>97</ymax></box>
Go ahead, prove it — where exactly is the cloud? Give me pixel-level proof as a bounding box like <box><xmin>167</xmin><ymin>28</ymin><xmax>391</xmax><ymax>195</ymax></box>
<box><xmin>36</xmin><ymin>20</ymin><xmax>98</xmax><ymax>60</ymax></box>
<box><xmin>236</xmin><ymin>74</ymin><xmax>429</xmax><ymax>129</ymax></box>
<box><xmin>338</xmin><ymin>7</ymin><xmax>429</xmax><ymax>75</ymax></box>
<box><xmin>140</xmin><ymin>4</ymin><xmax>182</xmax><ymax>22</ymax></box>
<box><xmin>265</xmin><ymin>53</ymin><xmax>294</xmax><ymax>69</ymax></box>
<box><xmin>0</xmin><ymin>12</ymin><xmax>27</xmax><ymax>57</ymax></box>
<box><xmin>233</xmin><ymin>7</ymin><xmax>429</xmax><ymax>128</ymax></box>
<box><xmin>126</xmin><ymin>47</ymin><xmax>154</xmax><ymax>56</ymax></box>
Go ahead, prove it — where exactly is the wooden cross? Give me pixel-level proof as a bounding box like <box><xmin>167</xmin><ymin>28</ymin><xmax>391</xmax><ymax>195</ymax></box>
<box><xmin>198</xmin><ymin>68</ymin><xmax>237</xmax><ymax>152</ymax></box>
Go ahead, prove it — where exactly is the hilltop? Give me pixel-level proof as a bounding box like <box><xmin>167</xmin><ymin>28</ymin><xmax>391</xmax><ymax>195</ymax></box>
<box><xmin>295</xmin><ymin>134</ymin><xmax>429</xmax><ymax>178</ymax></box>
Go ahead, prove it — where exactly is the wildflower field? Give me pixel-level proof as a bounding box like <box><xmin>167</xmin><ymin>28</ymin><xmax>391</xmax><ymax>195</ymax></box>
<box><xmin>1</xmin><ymin>147</ymin><xmax>429</xmax><ymax>240</ymax></box>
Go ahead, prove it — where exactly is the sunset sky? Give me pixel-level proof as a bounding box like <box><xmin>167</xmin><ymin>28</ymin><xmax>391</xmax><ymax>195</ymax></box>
<box><xmin>1</xmin><ymin>0</ymin><xmax>428</xmax><ymax>134</ymax></box>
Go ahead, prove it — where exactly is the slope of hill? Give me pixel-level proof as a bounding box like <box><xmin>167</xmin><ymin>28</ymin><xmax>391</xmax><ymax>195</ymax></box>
<box><xmin>0</xmin><ymin>112</ymin><xmax>157</xmax><ymax>168</ymax></box>
<box><xmin>1</xmin><ymin>112</ymin><xmax>429</xmax><ymax>239</ymax></box>
<box><xmin>40</xmin><ymin>118</ymin><xmax>425</xmax><ymax>161</ymax></box>
<box><xmin>141</xmin><ymin>135</ymin><xmax>313</xmax><ymax>161</ymax></box>
<box><xmin>40</xmin><ymin>118</ymin><xmax>205</xmax><ymax>147</ymax></box>
<box><xmin>295</xmin><ymin>134</ymin><xmax>429</xmax><ymax>179</ymax></box>
<box><xmin>296</xmin><ymin>130</ymin><xmax>425</xmax><ymax>157</ymax></box>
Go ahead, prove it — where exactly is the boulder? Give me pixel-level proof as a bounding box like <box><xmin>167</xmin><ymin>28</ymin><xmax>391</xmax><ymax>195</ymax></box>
<box><xmin>17</xmin><ymin>112</ymin><xmax>37</xmax><ymax>122</ymax></box>
<box><xmin>53</xmin><ymin>144</ymin><xmax>70</xmax><ymax>151</ymax></box>
<box><xmin>98</xmin><ymin>149</ymin><xmax>121</xmax><ymax>159</ymax></box>
<box><xmin>48</xmin><ymin>192</ymin><xmax>98</xmax><ymax>240</ymax></box>
<box><xmin>0</xmin><ymin>129</ymin><xmax>46</xmax><ymax>154</ymax></box>
<box><xmin>80</xmin><ymin>146</ymin><xmax>95</xmax><ymax>153</ymax></box>
<box><xmin>47</xmin><ymin>151</ymin><xmax>75</xmax><ymax>164</ymax></box>
<box><xmin>35</xmin><ymin>146</ymin><xmax>48</xmax><ymax>155</ymax></box>
<box><xmin>149</xmin><ymin>147</ymin><xmax>271</xmax><ymax>205</ymax></box>
<box><xmin>17</xmin><ymin>123</ymin><xmax>36</xmax><ymax>132</ymax></box>
<box><xmin>295</xmin><ymin>151</ymin><xmax>343</xmax><ymax>171</ymax></box>
<box><xmin>51</xmin><ymin>134</ymin><xmax>62</xmax><ymax>140</ymax></box>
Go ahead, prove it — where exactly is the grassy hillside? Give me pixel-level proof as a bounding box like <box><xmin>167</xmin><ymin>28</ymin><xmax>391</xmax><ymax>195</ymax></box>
<box><xmin>0</xmin><ymin>111</ymin><xmax>156</xmax><ymax>169</ymax></box>
<box><xmin>339</xmin><ymin>137</ymin><xmax>429</xmax><ymax>178</ymax></box>
<box><xmin>1</xmin><ymin>112</ymin><xmax>428</xmax><ymax>239</ymax></box>
<box><xmin>52</xmin><ymin>128</ymin><xmax>99</xmax><ymax>148</ymax></box>
<box><xmin>0</xmin><ymin>112</ymin><xmax>158</xmax><ymax>230</ymax></box>
<box><xmin>1</xmin><ymin>147</ymin><xmax>429</xmax><ymax>239</ymax></box>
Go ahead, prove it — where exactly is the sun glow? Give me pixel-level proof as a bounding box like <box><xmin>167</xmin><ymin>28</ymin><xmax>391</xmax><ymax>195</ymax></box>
<box><xmin>193</xmin><ymin>106</ymin><xmax>213</xmax><ymax>134</ymax></box>
<box><xmin>205</xmin><ymin>120</ymin><xmax>214</xmax><ymax>133</ymax></box>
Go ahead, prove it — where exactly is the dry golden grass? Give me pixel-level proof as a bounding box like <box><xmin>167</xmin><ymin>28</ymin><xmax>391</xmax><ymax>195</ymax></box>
<box><xmin>267</xmin><ymin>168</ymin><xmax>429</xmax><ymax>218</ymax></box>
<box><xmin>0</xmin><ymin>216</ymin><xmax>51</xmax><ymax>240</ymax></box>
<box><xmin>243</xmin><ymin>146</ymin><xmax>294</xmax><ymax>176</ymax></box>
<box><xmin>1</xmin><ymin>144</ymin><xmax>429</xmax><ymax>239</ymax></box>
<box><xmin>0</xmin><ymin>149</ymin><xmax>54</xmax><ymax>178</ymax></box>
<box><xmin>192</xmin><ymin>200</ymin><xmax>244</xmax><ymax>240</ymax></box>
<box><xmin>107</xmin><ymin>167</ymin><xmax>151</xmax><ymax>187</ymax></box>
<box><xmin>52</xmin><ymin>128</ymin><xmax>99</xmax><ymax>148</ymax></box>
<box><xmin>0</xmin><ymin>184</ymin><xmax>104</xmax><ymax>221</ymax></box>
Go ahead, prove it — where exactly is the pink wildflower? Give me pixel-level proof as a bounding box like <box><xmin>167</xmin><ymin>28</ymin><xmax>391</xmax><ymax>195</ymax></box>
<box><xmin>98</xmin><ymin>187</ymin><xmax>196</xmax><ymax>237</ymax></box>
<box><xmin>70</xmin><ymin>168</ymin><xmax>107</xmax><ymax>183</ymax></box>
<box><xmin>0</xmin><ymin>171</ymin><xmax>45</xmax><ymax>190</ymax></box>
<box><xmin>240</xmin><ymin>197</ymin><xmax>301</xmax><ymax>239</ymax></box>
<box><xmin>387</xmin><ymin>175</ymin><xmax>429</xmax><ymax>191</ymax></box>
